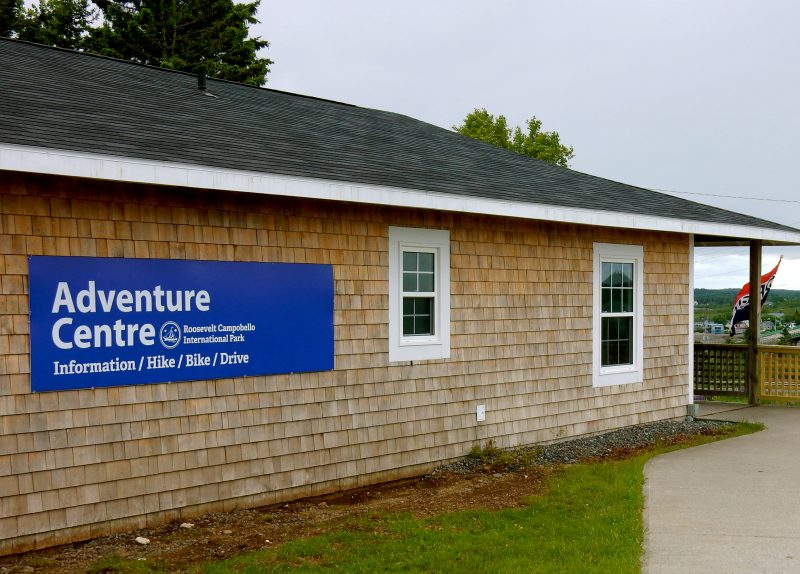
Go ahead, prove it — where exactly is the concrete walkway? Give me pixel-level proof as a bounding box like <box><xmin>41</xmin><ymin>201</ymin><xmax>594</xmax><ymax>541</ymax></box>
<box><xmin>644</xmin><ymin>404</ymin><xmax>800</xmax><ymax>573</ymax></box>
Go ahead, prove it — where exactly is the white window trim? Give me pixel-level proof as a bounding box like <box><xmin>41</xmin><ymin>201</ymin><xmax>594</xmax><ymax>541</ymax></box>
<box><xmin>592</xmin><ymin>242</ymin><xmax>644</xmax><ymax>387</ymax></box>
<box><xmin>388</xmin><ymin>226</ymin><xmax>450</xmax><ymax>362</ymax></box>
<box><xmin>688</xmin><ymin>236</ymin><xmax>695</xmax><ymax>405</ymax></box>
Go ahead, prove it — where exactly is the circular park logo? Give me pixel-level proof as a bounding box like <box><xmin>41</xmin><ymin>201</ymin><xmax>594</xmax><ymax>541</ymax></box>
<box><xmin>159</xmin><ymin>321</ymin><xmax>181</xmax><ymax>349</ymax></box>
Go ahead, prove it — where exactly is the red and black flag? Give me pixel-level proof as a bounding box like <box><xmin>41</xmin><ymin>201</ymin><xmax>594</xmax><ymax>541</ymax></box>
<box><xmin>729</xmin><ymin>256</ymin><xmax>782</xmax><ymax>335</ymax></box>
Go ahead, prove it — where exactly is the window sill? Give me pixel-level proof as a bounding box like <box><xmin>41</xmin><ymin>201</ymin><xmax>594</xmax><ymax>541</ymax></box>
<box><xmin>593</xmin><ymin>367</ymin><xmax>643</xmax><ymax>388</ymax></box>
<box><xmin>389</xmin><ymin>341</ymin><xmax>449</xmax><ymax>362</ymax></box>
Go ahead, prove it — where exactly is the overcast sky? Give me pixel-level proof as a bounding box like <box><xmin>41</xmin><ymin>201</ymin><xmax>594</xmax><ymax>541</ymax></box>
<box><xmin>256</xmin><ymin>1</ymin><xmax>800</xmax><ymax>290</ymax></box>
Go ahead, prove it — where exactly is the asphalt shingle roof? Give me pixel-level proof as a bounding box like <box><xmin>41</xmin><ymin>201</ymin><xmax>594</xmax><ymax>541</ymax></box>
<box><xmin>1</xmin><ymin>38</ymin><xmax>796</xmax><ymax>234</ymax></box>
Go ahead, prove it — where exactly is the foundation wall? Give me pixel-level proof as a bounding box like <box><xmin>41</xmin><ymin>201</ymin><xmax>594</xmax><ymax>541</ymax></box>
<box><xmin>0</xmin><ymin>172</ymin><xmax>690</xmax><ymax>554</ymax></box>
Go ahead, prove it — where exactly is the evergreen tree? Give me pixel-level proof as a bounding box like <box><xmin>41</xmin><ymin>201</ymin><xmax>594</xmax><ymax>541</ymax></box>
<box><xmin>2</xmin><ymin>0</ymin><xmax>271</xmax><ymax>85</ymax></box>
<box><xmin>90</xmin><ymin>0</ymin><xmax>271</xmax><ymax>85</ymax></box>
<box><xmin>14</xmin><ymin>0</ymin><xmax>94</xmax><ymax>49</ymax></box>
<box><xmin>0</xmin><ymin>0</ymin><xmax>23</xmax><ymax>37</ymax></box>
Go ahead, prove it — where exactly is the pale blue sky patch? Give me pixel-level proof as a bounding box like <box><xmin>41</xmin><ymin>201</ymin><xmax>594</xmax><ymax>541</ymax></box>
<box><xmin>258</xmin><ymin>0</ymin><xmax>800</xmax><ymax>289</ymax></box>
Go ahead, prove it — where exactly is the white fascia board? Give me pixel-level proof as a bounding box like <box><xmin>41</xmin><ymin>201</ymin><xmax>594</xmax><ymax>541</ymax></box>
<box><xmin>3</xmin><ymin>142</ymin><xmax>800</xmax><ymax>244</ymax></box>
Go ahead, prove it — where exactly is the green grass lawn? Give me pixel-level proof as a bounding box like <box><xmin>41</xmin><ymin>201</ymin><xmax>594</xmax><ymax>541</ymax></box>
<box><xmin>206</xmin><ymin>460</ymin><xmax>645</xmax><ymax>574</ymax></box>
<box><xmin>90</xmin><ymin>422</ymin><xmax>762</xmax><ymax>574</ymax></box>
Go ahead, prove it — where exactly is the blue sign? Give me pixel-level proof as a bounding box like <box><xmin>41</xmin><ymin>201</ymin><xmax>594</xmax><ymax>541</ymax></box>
<box><xmin>29</xmin><ymin>256</ymin><xmax>334</xmax><ymax>392</ymax></box>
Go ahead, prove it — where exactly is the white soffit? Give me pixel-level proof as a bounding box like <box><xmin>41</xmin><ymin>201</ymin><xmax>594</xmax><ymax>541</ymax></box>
<box><xmin>4</xmin><ymin>143</ymin><xmax>800</xmax><ymax>245</ymax></box>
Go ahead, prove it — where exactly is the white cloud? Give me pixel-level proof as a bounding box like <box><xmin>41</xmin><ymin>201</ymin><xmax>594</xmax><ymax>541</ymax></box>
<box><xmin>694</xmin><ymin>247</ymin><xmax>799</xmax><ymax>289</ymax></box>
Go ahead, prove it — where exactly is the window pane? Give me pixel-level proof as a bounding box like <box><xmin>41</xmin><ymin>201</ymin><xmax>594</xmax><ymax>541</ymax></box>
<box><xmin>613</xmin><ymin>263</ymin><xmax>623</xmax><ymax>287</ymax></box>
<box><xmin>602</xmin><ymin>339</ymin><xmax>612</xmax><ymax>366</ymax></box>
<box><xmin>402</xmin><ymin>251</ymin><xmax>435</xmax><ymax>294</ymax></box>
<box><xmin>415</xmin><ymin>315</ymin><xmax>431</xmax><ymax>335</ymax></box>
<box><xmin>403</xmin><ymin>298</ymin><xmax>415</xmax><ymax>314</ymax></box>
<box><xmin>602</xmin><ymin>289</ymin><xmax>611</xmax><ymax>313</ymax></box>
<box><xmin>418</xmin><ymin>272</ymin><xmax>434</xmax><ymax>292</ymax></box>
<box><xmin>618</xmin><ymin>339</ymin><xmax>631</xmax><ymax>364</ymax></box>
<box><xmin>403</xmin><ymin>251</ymin><xmax>417</xmax><ymax>272</ymax></box>
<box><xmin>601</xmin><ymin>317</ymin><xmax>633</xmax><ymax>367</ymax></box>
<box><xmin>621</xmin><ymin>263</ymin><xmax>633</xmax><ymax>288</ymax></box>
<box><xmin>602</xmin><ymin>262</ymin><xmax>613</xmax><ymax>287</ymax></box>
<box><xmin>418</xmin><ymin>252</ymin><xmax>434</xmax><ymax>272</ymax></box>
<box><xmin>612</xmin><ymin>289</ymin><xmax>622</xmax><ymax>313</ymax></box>
<box><xmin>403</xmin><ymin>297</ymin><xmax>434</xmax><ymax>336</ymax></box>
<box><xmin>403</xmin><ymin>272</ymin><xmax>417</xmax><ymax>292</ymax></box>
<box><xmin>618</xmin><ymin>316</ymin><xmax>630</xmax><ymax>339</ymax></box>
<box><xmin>609</xmin><ymin>340</ymin><xmax>620</xmax><ymax>365</ymax></box>
<box><xmin>414</xmin><ymin>298</ymin><xmax>431</xmax><ymax>314</ymax></box>
<box><xmin>622</xmin><ymin>288</ymin><xmax>633</xmax><ymax>312</ymax></box>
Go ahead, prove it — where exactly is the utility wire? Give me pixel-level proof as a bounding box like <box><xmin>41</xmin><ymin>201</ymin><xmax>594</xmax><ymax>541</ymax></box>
<box><xmin>653</xmin><ymin>188</ymin><xmax>800</xmax><ymax>205</ymax></box>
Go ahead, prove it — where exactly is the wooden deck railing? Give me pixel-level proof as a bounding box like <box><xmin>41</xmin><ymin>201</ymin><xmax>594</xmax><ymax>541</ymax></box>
<box><xmin>694</xmin><ymin>343</ymin><xmax>800</xmax><ymax>401</ymax></box>
<box><xmin>694</xmin><ymin>344</ymin><xmax>749</xmax><ymax>397</ymax></box>
<box><xmin>760</xmin><ymin>345</ymin><xmax>800</xmax><ymax>401</ymax></box>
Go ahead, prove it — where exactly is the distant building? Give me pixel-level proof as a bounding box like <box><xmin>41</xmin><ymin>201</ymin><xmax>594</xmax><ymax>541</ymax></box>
<box><xmin>730</xmin><ymin>320</ymin><xmax>778</xmax><ymax>334</ymax></box>
<box><xmin>695</xmin><ymin>320</ymin><xmax>725</xmax><ymax>334</ymax></box>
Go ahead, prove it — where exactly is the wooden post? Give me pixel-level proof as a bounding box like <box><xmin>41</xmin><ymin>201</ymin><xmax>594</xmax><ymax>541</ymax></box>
<box><xmin>748</xmin><ymin>240</ymin><xmax>762</xmax><ymax>405</ymax></box>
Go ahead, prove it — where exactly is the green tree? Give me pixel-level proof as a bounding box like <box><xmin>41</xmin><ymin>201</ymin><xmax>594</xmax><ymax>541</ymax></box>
<box><xmin>711</xmin><ymin>314</ymin><xmax>729</xmax><ymax>325</ymax></box>
<box><xmin>0</xmin><ymin>0</ymin><xmax>23</xmax><ymax>37</ymax></box>
<box><xmin>14</xmin><ymin>0</ymin><xmax>94</xmax><ymax>49</ymax></box>
<box><xmin>454</xmin><ymin>108</ymin><xmax>575</xmax><ymax>167</ymax></box>
<box><xmin>89</xmin><ymin>0</ymin><xmax>271</xmax><ymax>85</ymax></box>
<box><xmin>3</xmin><ymin>0</ymin><xmax>271</xmax><ymax>85</ymax></box>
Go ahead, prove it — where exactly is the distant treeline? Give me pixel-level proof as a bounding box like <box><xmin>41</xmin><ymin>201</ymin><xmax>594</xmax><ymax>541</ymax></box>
<box><xmin>695</xmin><ymin>288</ymin><xmax>800</xmax><ymax>325</ymax></box>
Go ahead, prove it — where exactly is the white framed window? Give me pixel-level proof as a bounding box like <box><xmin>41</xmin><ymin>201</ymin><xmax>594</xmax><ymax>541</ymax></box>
<box><xmin>592</xmin><ymin>242</ymin><xmax>644</xmax><ymax>387</ymax></box>
<box><xmin>388</xmin><ymin>226</ymin><xmax>450</xmax><ymax>362</ymax></box>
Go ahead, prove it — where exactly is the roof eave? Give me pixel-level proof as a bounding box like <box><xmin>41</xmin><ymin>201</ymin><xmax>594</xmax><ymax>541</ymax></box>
<box><xmin>3</xmin><ymin>143</ymin><xmax>800</xmax><ymax>246</ymax></box>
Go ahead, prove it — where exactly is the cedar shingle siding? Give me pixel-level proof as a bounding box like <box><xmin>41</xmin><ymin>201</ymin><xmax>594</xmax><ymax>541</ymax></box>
<box><xmin>0</xmin><ymin>173</ymin><xmax>688</xmax><ymax>554</ymax></box>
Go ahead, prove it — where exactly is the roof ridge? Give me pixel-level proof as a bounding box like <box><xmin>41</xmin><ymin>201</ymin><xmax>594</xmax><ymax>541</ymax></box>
<box><xmin>0</xmin><ymin>36</ymin><xmax>357</xmax><ymax>108</ymax></box>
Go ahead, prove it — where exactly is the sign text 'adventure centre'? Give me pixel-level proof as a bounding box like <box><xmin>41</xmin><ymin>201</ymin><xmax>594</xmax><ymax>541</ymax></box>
<box><xmin>29</xmin><ymin>257</ymin><xmax>334</xmax><ymax>392</ymax></box>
